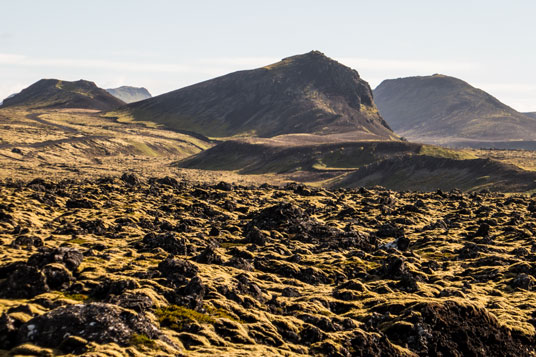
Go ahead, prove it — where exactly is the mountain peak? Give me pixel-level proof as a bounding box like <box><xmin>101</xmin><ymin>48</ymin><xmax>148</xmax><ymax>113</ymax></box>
<box><xmin>281</xmin><ymin>50</ymin><xmax>330</xmax><ymax>62</ymax></box>
<box><xmin>1</xmin><ymin>78</ymin><xmax>125</xmax><ymax>111</ymax></box>
<box><xmin>122</xmin><ymin>52</ymin><xmax>395</xmax><ymax>139</ymax></box>
<box><xmin>106</xmin><ymin>86</ymin><xmax>152</xmax><ymax>104</ymax></box>
<box><xmin>373</xmin><ymin>74</ymin><xmax>536</xmax><ymax>143</ymax></box>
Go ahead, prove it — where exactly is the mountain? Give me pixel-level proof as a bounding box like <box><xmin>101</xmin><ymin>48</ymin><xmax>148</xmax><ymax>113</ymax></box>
<box><xmin>1</xmin><ymin>79</ymin><xmax>125</xmax><ymax>111</ymax></box>
<box><xmin>106</xmin><ymin>86</ymin><xmax>152</xmax><ymax>104</ymax></box>
<box><xmin>524</xmin><ymin>112</ymin><xmax>536</xmax><ymax>119</ymax></box>
<box><xmin>373</xmin><ymin>75</ymin><xmax>536</xmax><ymax>145</ymax></box>
<box><xmin>117</xmin><ymin>51</ymin><xmax>397</xmax><ymax>139</ymax></box>
<box><xmin>0</xmin><ymin>93</ymin><xmax>17</xmax><ymax>106</ymax></box>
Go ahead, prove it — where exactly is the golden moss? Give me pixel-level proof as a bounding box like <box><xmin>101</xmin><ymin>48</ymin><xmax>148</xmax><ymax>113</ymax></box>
<box><xmin>155</xmin><ymin>305</ymin><xmax>215</xmax><ymax>330</ymax></box>
<box><xmin>129</xmin><ymin>333</ymin><xmax>157</xmax><ymax>349</ymax></box>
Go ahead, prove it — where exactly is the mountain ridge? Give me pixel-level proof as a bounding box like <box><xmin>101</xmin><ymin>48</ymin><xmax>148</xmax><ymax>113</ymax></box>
<box><xmin>117</xmin><ymin>51</ymin><xmax>397</xmax><ymax>139</ymax></box>
<box><xmin>106</xmin><ymin>86</ymin><xmax>152</xmax><ymax>104</ymax></box>
<box><xmin>1</xmin><ymin>79</ymin><xmax>125</xmax><ymax>111</ymax></box>
<box><xmin>373</xmin><ymin>74</ymin><xmax>536</xmax><ymax>144</ymax></box>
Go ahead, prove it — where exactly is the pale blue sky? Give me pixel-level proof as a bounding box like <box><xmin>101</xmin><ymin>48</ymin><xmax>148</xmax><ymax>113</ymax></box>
<box><xmin>1</xmin><ymin>0</ymin><xmax>535</xmax><ymax>110</ymax></box>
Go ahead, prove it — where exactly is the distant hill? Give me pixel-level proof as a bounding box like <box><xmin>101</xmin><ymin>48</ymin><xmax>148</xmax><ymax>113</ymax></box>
<box><xmin>1</xmin><ymin>79</ymin><xmax>125</xmax><ymax>111</ymax></box>
<box><xmin>373</xmin><ymin>75</ymin><xmax>536</xmax><ymax>145</ymax></box>
<box><xmin>117</xmin><ymin>51</ymin><xmax>397</xmax><ymax>139</ymax></box>
<box><xmin>332</xmin><ymin>156</ymin><xmax>536</xmax><ymax>192</ymax></box>
<box><xmin>106</xmin><ymin>86</ymin><xmax>151</xmax><ymax>104</ymax></box>
<box><xmin>178</xmin><ymin>137</ymin><xmax>534</xmax><ymax>191</ymax></box>
<box><xmin>524</xmin><ymin>112</ymin><xmax>536</xmax><ymax>119</ymax></box>
<box><xmin>0</xmin><ymin>93</ymin><xmax>17</xmax><ymax>106</ymax></box>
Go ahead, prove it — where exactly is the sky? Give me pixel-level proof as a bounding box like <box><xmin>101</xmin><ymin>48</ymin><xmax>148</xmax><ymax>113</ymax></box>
<box><xmin>1</xmin><ymin>0</ymin><xmax>535</xmax><ymax>111</ymax></box>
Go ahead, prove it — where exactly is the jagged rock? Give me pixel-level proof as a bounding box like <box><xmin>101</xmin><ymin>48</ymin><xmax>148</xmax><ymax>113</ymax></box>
<box><xmin>376</xmin><ymin>222</ymin><xmax>404</xmax><ymax>238</ymax></box>
<box><xmin>109</xmin><ymin>292</ymin><xmax>155</xmax><ymax>312</ymax></box>
<box><xmin>236</xmin><ymin>274</ymin><xmax>264</xmax><ymax>301</ymax></box>
<box><xmin>156</xmin><ymin>176</ymin><xmax>180</xmax><ymax>188</ymax></box>
<box><xmin>246</xmin><ymin>203</ymin><xmax>308</xmax><ymax>233</ymax></box>
<box><xmin>300</xmin><ymin>324</ymin><xmax>326</xmax><ymax>345</ymax></box>
<box><xmin>511</xmin><ymin>273</ymin><xmax>536</xmax><ymax>291</ymax></box>
<box><xmin>473</xmin><ymin>222</ymin><xmax>491</xmax><ymax>237</ymax></box>
<box><xmin>66</xmin><ymin>198</ymin><xmax>95</xmax><ymax>209</ymax></box>
<box><xmin>298</xmin><ymin>314</ymin><xmax>337</xmax><ymax>332</ymax></box>
<box><xmin>0</xmin><ymin>313</ymin><xmax>17</xmax><ymax>349</ymax></box>
<box><xmin>209</xmin><ymin>226</ymin><xmax>220</xmax><ymax>236</ymax></box>
<box><xmin>214</xmin><ymin>181</ymin><xmax>233</xmax><ymax>191</ymax></box>
<box><xmin>244</xmin><ymin>226</ymin><xmax>267</xmax><ymax>246</ymax></box>
<box><xmin>0</xmin><ymin>263</ymin><xmax>48</xmax><ymax>298</ymax></box>
<box><xmin>382</xmin><ymin>301</ymin><xmax>531</xmax><ymax>356</ymax></box>
<box><xmin>194</xmin><ymin>246</ymin><xmax>224</xmax><ymax>265</ymax></box>
<box><xmin>17</xmin><ymin>303</ymin><xmax>161</xmax><ymax>347</ymax></box>
<box><xmin>142</xmin><ymin>232</ymin><xmax>191</xmax><ymax>255</ymax></box>
<box><xmin>376</xmin><ymin>256</ymin><xmax>407</xmax><ymax>278</ymax></box>
<box><xmin>120</xmin><ymin>172</ymin><xmax>140</xmax><ymax>186</ymax></box>
<box><xmin>396</xmin><ymin>236</ymin><xmax>410</xmax><ymax>251</ymax></box>
<box><xmin>78</xmin><ymin>219</ymin><xmax>107</xmax><ymax>235</ymax></box>
<box><xmin>281</xmin><ymin>287</ymin><xmax>300</xmax><ymax>297</ymax></box>
<box><xmin>42</xmin><ymin>263</ymin><xmax>73</xmax><ymax>290</ymax></box>
<box><xmin>225</xmin><ymin>256</ymin><xmax>254</xmax><ymax>271</ymax></box>
<box><xmin>348</xmin><ymin>330</ymin><xmax>400</xmax><ymax>357</ymax></box>
<box><xmin>11</xmin><ymin>235</ymin><xmax>44</xmax><ymax>248</ymax></box>
<box><xmin>91</xmin><ymin>278</ymin><xmax>140</xmax><ymax>299</ymax></box>
<box><xmin>457</xmin><ymin>243</ymin><xmax>488</xmax><ymax>260</ymax></box>
<box><xmin>158</xmin><ymin>256</ymin><xmax>199</xmax><ymax>285</ymax></box>
<box><xmin>28</xmin><ymin>247</ymin><xmax>83</xmax><ymax>271</ymax></box>
<box><xmin>58</xmin><ymin>335</ymin><xmax>88</xmax><ymax>355</ymax></box>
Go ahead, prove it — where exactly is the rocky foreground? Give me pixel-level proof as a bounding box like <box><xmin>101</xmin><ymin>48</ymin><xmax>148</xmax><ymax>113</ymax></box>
<box><xmin>1</xmin><ymin>177</ymin><xmax>536</xmax><ymax>356</ymax></box>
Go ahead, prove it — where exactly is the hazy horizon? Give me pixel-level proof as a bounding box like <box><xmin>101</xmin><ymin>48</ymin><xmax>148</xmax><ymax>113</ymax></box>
<box><xmin>2</xmin><ymin>0</ymin><xmax>535</xmax><ymax>111</ymax></box>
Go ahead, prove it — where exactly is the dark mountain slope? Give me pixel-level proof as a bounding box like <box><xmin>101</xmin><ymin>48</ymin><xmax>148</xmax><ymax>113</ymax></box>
<box><xmin>1</xmin><ymin>79</ymin><xmax>125</xmax><ymax>111</ymax></box>
<box><xmin>178</xmin><ymin>140</ymin><xmax>423</xmax><ymax>174</ymax></box>
<box><xmin>106</xmin><ymin>86</ymin><xmax>152</xmax><ymax>103</ymax></box>
<box><xmin>373</xmin><ymin>75</ymin><xmax>536</xmax><ymax>143</ymax></box>
<box><xmin>119</xmin><ymin>51</ymin><xmax>396</xmax><ymax>139</ymax></box>
<box><xmin>333</xmin><ymin>155</ymin><xmax>536</xmax><ymax>192</ymax></box>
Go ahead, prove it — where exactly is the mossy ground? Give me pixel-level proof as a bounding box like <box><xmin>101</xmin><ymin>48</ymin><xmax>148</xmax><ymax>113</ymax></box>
<box><xmin>1</xmin><ymin>177</ymin><xmax>536</xmax><ymax>355</ymax></box>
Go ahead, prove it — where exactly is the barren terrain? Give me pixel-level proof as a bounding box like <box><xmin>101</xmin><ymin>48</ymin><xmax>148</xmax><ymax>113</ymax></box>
<box><xmin>2</xmin><ymin>177</ymin><xmax>536</xmax><ymax>356</ymax></box>
<box><xmin>3</xmin><ymin>105</ymin><xmax>536</xmax><ymax>356</ymax></box>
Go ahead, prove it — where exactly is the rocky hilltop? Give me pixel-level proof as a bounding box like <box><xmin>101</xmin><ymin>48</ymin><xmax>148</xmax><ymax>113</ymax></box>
<box><xmin>373</xmin><ymin>75</ymin><xmax>536</xmax><ymax>145</ymax></box>
<box><xmin>1</xmin><ymin>79</ymin><xmax>125</xmax><ymax>111</ymax></box>
<box><xmin>1</xmin><ymin>176</ymin><xmax>536</xmax><ymax>356</ymax></box>
<box><xmin>106</xmin><ymin>86</ymin><xmax>152</xmax><ymax>104</ymax></box>
<box><xmin>118</xmin><ymin>51</ymin><xmax>396</xmax><ymax>139</ymax></box>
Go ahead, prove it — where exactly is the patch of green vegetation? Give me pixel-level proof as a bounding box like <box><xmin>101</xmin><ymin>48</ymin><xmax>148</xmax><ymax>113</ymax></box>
<box><xmin>104</xmin><ymin>110</ymin><xmax>161</xmax><ymax>129</ymax></box>
<box><xmin>69</xmin><ymin>237</ymin><xmax>88</xmax><ymax>245</ymax></box>
<box><xmin>63</xmin><ymin>293</ymin><xmax>89</xmax><ymax>302</ymax></box>
<box><xmin>419</xmin><ymin>145</ymin><xmax>476</xmax><ymax>160</ymax></box>
<box><xmin>129</xmin><ymin>333</ymin><xmax>156</xmax><ymax>349</ymax></box>
<box><xmin>317</xmin><ymin>146</ymin><xmax>376</xmax><ymax>169</ymax></box>
<box><xmin>220</xmin><ymin>241</ymin><xmax>245</xmax><ymax>249</ymax></box>
<box><xmin>155</xmin><ymin>305</ymin><xmax>215</xmax><ymax>330</ymax></box>
<box><xmin>56</xmin><ymin>80</ymin><xmax>94</xmax><ymax>98</ymax></box>
<box><xmin>128</xmin><ymin>140</ymin><xmax>159</xmax><ymax>157</ymax></box>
